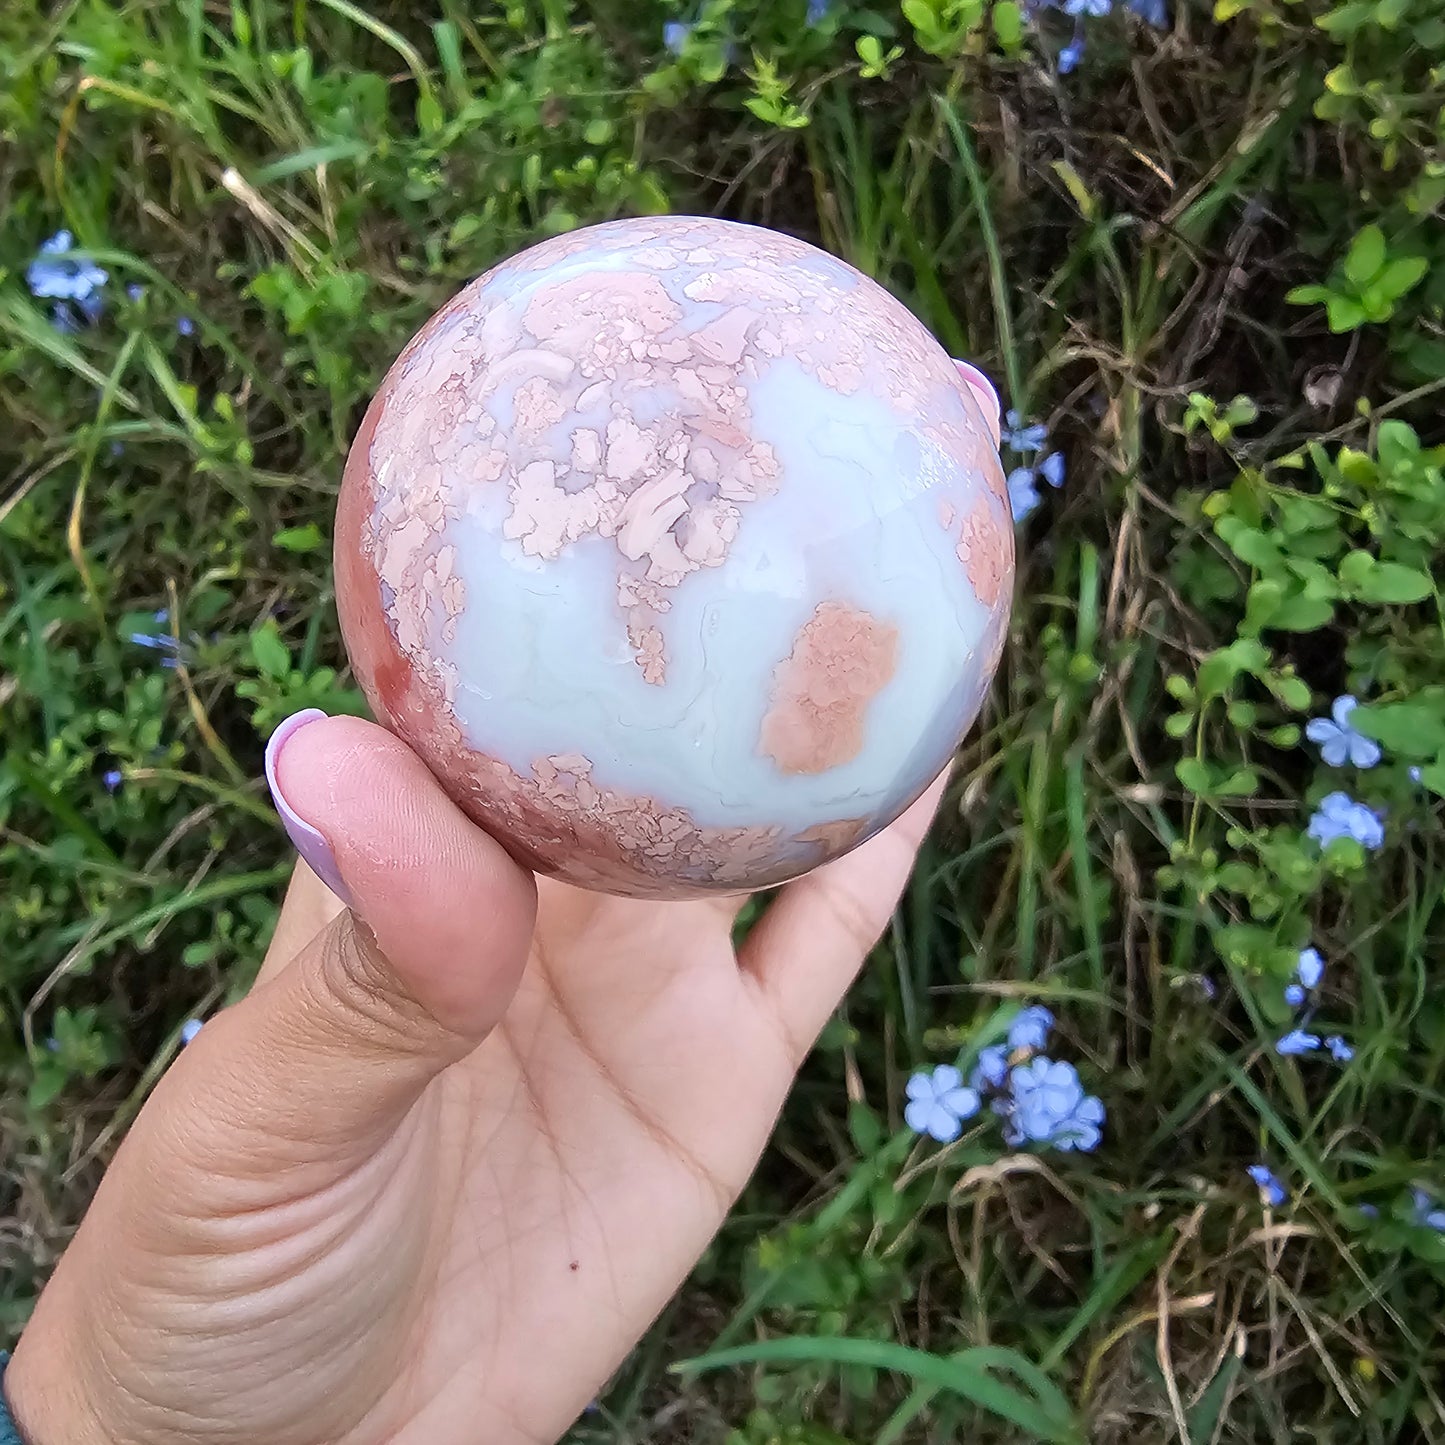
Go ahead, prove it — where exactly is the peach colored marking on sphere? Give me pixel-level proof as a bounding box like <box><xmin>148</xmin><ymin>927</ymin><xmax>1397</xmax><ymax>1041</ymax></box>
<box><xmin>759</xmin><ymin>602</ymin><xmax>900</xmax><ymax>775</ymax></box>
<box><xmin>955</xmin><ymin>496</ymin><xmax>1012</xmax><ymax>609</ymax></box>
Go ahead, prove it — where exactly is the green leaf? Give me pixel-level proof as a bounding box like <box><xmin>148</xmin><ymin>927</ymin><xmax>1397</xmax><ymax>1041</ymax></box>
<box><xmin>250</xmin><ymin>621</ymin><xmax>292</xmax><ymax>680</ymax></box>
<box><xmin>1317</xmin><ymin>0</ymin><xmax>1378</xmax><ymax>33</ymax></box>
<box><xmin>1325</xmin><ymin>296</ymin><xmax>1368</xmax><ymax>332</ymax></box>
<box><xmin>1351</xmin><ymin>700</ymin><xmax>1445</xmax><ymax>756</ymax></box>
<box><xmin>1376</xmin><ymin>256</ymin><xmax>1428</xmax><ymax>303</ymax></box>
<box><xmin>1242</xmin><ymin>579</ymin><xmax>1282</xmax><ymax>634</ymax></box>
<box><xmin>1357</xmin><ymin>562</ymin><xmax>1432</xmax><ymax>603</ymax></box>
<box><xmin>1343</xmin><ymin>224</ymin><xmax>1386</xmax><ymax>288</ymax></box>
<box><xmin>1176</xmin><ymin>758</ymin><xmax>1213</xmax><ymax>794</ymax></box>
<box><xmin>901</xmin><ymin>0</ymin><xmax>938</xmax><ymax>31</ymax></box>
<box><xmin>1217</xmin><ymin>766</ymin><xmax>1260</xmax><ymax>796</ymax></box>
<box><xmin>1268</xmin><ymin>673</ymin><xmax>1313</xmax><ymax>711</ymax></box>
<box><xmin>1215</xmin><ymin>518</ymin><xmax>1283</xmax><ymax>570</ymax></box>
<box><xmin>1338</xmin><ymin>550</ymin><xmax>1376</xmax><ymax>591</ymax></box>
<box><xmin>28</xmin><ymin>1066</ymin><xmax>68</xmax><ymax>1110</ymax></box>
<box><xmin>1269</xmin><ymin>592</ymin><xmax>1336</xmax><ymax>631</ymax></box>
<box><xmin>676</xmin><ymin>1337</ymin><xmax>1082</xmax><ymax>1444</ymax></box>
<box><xmin>272</xmin><ymin>523</ymin><xmax>326</xmax><ymax>553</ymax></box>
<box><xmin>992</xmin><ymin>0</ymin><xmax>1024</xmax><ymax>46</ymax></box>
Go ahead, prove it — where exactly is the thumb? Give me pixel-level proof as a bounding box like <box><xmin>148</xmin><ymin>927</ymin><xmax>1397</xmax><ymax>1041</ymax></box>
<box><xmin>180</xmin><ymin>710</ymin><xmax>537</xmax><ymax>1170</ymax></box>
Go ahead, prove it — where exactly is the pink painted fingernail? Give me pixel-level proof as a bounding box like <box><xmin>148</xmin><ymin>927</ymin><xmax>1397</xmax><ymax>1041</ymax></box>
<box><xmin>952</xmin><ymin>358</ymin><xmax>1002</xmax><ymax>447</ymax></box>
<box><xmin>264</xmin><ymin>708</ymin><xmax>356</xmax><ymax>908</ymax></box>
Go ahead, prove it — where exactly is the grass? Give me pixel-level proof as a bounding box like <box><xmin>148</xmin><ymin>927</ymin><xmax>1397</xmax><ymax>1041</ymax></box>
<box><xmin>5</xmin><ymin>0</ymin><xmax>1445</xmax><ymax>1441</ymax></box>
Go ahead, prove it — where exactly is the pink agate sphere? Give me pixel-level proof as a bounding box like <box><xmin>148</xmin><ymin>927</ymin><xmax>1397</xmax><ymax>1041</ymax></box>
<box><xmin>336</xmin><ymin>216</ymin><xmax>1012</xmax><ymax>899</ymax></box>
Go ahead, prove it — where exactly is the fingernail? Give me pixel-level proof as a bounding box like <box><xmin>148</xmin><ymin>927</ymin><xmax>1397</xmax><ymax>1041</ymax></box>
<box><xmin>952</xmin><ymin>358</ymin><xmax>1002</xmax><ymax>448</ymax></box>
<box><xmin>264</xmin><ymin>709</ymin><xmax>356</xmax><ymax>909</ymax></box>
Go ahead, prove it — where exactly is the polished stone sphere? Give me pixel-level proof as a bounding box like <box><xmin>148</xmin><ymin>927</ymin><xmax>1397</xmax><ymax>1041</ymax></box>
<box><xmin>336</xmin><ymin>216</ymin><xmax>1012</xmax><ymax>899</ymax></box>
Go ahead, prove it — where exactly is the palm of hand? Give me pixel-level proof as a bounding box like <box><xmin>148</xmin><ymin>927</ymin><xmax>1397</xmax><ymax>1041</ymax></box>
<box><xmin>13</xmin><ymin>721</ymin><xmax>942</xmax><ymax>1445</ymax></box>
<box><xmin>378</xmin><ymin>885</ymin><xmax>801</xmax><ymax>1445</ymax></box>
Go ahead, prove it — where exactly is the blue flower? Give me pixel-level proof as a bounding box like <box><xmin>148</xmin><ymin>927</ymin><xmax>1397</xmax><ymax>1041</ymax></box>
<box><xmin>1308</xmin><ymin>792</ymin><xmax>1385</xmax><ymax>851</ymax></box>
<box><xmin>1359</xmin><ymin>1203</ymin><xmax>1379</xmax><ymax>1220</ymax></box>
<box><xmin>1411</xmin><ymin>1189</ymin><xmax>1445</xmax><ymax>1231</ymax></box>
<box><xmin>806</xmin><ymin>0</ymin><xmax>831</xmax><ymax>20</ymax></box>
<box><xmin>1326</xmin><ymin>1035</ymin><xmax>1354</xmax><ymax>1062</ymax></box>
<box><xmin>663</xmin><ymin>19</ymin><xmax>692</xmax><ymax>53</ymax></box>
<box><xmin>1296</xmin><ymin>946</ymin><xmax>1325</xmax><ymax>990</ymax></box>
<box><xmin>102</xmin><ymin>769</ymin><xmax>123</xmax><ymax>793</ymax></box>
<box><xmin>1277</xmin><ymin>1028</ymin><xmax>1322</xmax><ymax>1056</ymax></box>
<box><xmin>1198</xmin><ymin>976</ymin><xmax>1217</xmax><ymax>1000</ymax></box>
<box><xmin>1006</xmin><ymin>1057</ymin><xmax>1104</xmax><ymax>1151</ymax></box>
<box><xmin>1247</xmin><ymin>1164</ymin><xmax>1287</xmax><ymax>1208</ymax></box>
<box><xmin>1002</xmin><ymin>409</ymin><xmax>1048</xmax><ymax>453</ymax></box>
<box><xmin>1409</xmin><ymin>765</ymin><xmax>1423</xmax><ymax>784</ymax></box>
<box><xmin>1286</xmin><ymin>948</ymin><xmax>1324</xmax><ymax>1008</ymax></box>
<box><xmin>180</xmin><ymin>1018</ymin><xmax>204</xmax><ymax>1045</ymax></box>
<box><xmin>970</xmin><ymin>1044</ymin><xmax>1010</xmax><ymax>1092</ymax></box>
<box><xmin>27</xmin><ymin>230</ymin><xmax>108</xmax><ymax>302</ymax></box>
<box><xmin>51</xmin><ymin>304</ymin><xmax>81</xmax><ymax>333</ymax></box>
<box><xmin>1007</xmin><ymin>1005</ymin><xmax>1055</xmax><ymax>1053</ymax></box>
<box><xmin>128</xmin><ymin>631</ymin><xmax>177</xmax><ymax>652</ymax></box>
<box><xmin>1127</xmin><ymin>0</ymin><xmax>1169</xmax><ymax>24</ymax></box>
<box><xmin>177</xmin><ymin>315</ymin><xmax>196</xmax><ymax>336</ymax></box>
<box><xmin>1007</xmin><ymin>453</ymin><xmax>1065</xmax><ymax>520</ymax></box>
<box><xmin>1007</xmin><ymin>466</ymin><xmax>1041</xmax><ymax>521</ymax></box>
<box><xmin>128</xmin><ymin>629</ymin><xmax>186</xmax><ymax>670</ymax></box>
<box><xmin>905</xmin><ymin>1065</ymin><xmax>981</xmax><ymax>1143</ymax></box>
<box><xmin>1052</xmin><ymin>1091</ymin><xmax>1105</xmax><ymax>1151</ymax></box>
<box><xmin>1063</xmin><ymin>0</ymin><xmax>1111</xmax><ymax>14</ymax></box>
<box><xmin>126</xmin><ymin>282</ymin><xmax>145</xmax><ymax>301</ymax></box>
<box><xmin>1058</xmin><ymin>35</ymin><xmax>1085</xmax><ymax>72</ymax></box>
<box><xmin>1305</xmin><ymin>695</ymin><xmax>1381</xmax><ymax>769</ymax></box>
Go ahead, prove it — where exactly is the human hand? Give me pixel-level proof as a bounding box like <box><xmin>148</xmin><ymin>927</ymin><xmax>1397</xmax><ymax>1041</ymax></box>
<box><xmin>7</xmin><ymin>712</ymin><xmax>946</xmax><ymax>1445</ymax></box>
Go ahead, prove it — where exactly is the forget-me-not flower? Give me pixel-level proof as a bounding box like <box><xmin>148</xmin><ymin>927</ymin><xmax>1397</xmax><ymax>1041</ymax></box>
<box><xmin>1277</xmin><ymin>1028</ymin><xmax>1322</xmax><ymax>1056</ymax></box>
<box><xmin>1412</xmin><ymin>1190</ymin><xmax>1445</xmax><ymax>1231</ymax></box>
<box><xmin>1058</xmin><ymin>34</ymin><xmax>1085</xmax><ymax>72</ymax></box>
<box><xmin>1002</xmin><ymin>410</ymin><xmax>1048</xmax><ymax>453</ymax></box>
<box><xmin>1063</xmin><ymin>0</ymin><xmax>1111</xmax><ymax>14</ymax></box>
<box><xmin>1325</xmin><ymin>1035</ymin><xmax>1354</xmax><ymax>1062</ymax></box>
<box><xmin>1286</xmin><ymin>946</ymin><xmax>1323</xmax><ymax>1007</ymax></box>
<box><xmin>1007</xmin><ymin>467</ymin><xmax>1041</xmax><ymax>521</ymax></box>
<box><xmin>1007</xmin><ymin>1005</ymin><xmax>1055</xmax><ymax>1053</ymax></box>
<box><xmin>1306</xmin><ymin>695</ymin><xmax>1381</xmax><ymax>769</ymax></box>
<box><xmin>1005</xmin><ymin>1058</ymin><xmax>1104</xmax><ymax>1151</ymax></box>
<box><xmin>102</xmin><ymin>769</ymin><xmax>123</xmax><ymax>794</ymax></box>
<box><xmin>1006</xmin><ymin>453</ymin><xmax>1064</xmax><ymax>522</ymax></box>
<box><xmin>180</xmin><ymin>1018</ymin><xmax>204</xmax><ymax>1045</ymax></box>
<box><xmin>1247</xmin><ymin>1163</ymin><xmax>1287</xmax><ymax>1207</ymax></box>
<box><xmin>970</xmin><ymin>1044</ymin><xmax>1010</xmax><ymax>1092</ymax></box>
<box><xmin>27</xmin><ymin>230</ymin><xmax>107</xmax><ymax>303</ymax></box>
<box><xmin>905</xmin><ymin>1065</ymin><xmax>981</xmax><ymax>1143</ymax></box>
<box><xmin>126</xmin><ymin>282</ymin><xmax>145</xmax><ymax>301</ymax></box>
<box><xmin>128</xmin><ymin>628</ymin><xmax>185</xmax><ymax>670</ymax></box>
<box><xmin>177</xmin><ymin>315</ymin><xmax>196</xmax><ymax>336</ymax></box>
<box><xmin>663</xmin><ymin>19</ymin><xmax>692</xmax><ymax>52</ymax></box>
<box><xmin>1308</xmin><ymin>792</ymin><xmax>1385</xmax><ymax>851</ymax></box>
<box><xmin>806</xmin><ymin>0</ymin><xmax>831</xmax><ymax>21</ymax></box>
<box><xmin>1296</xmin><ymin>947</ymin><xmax>1324</xmax><ymax>990</ymax></box>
